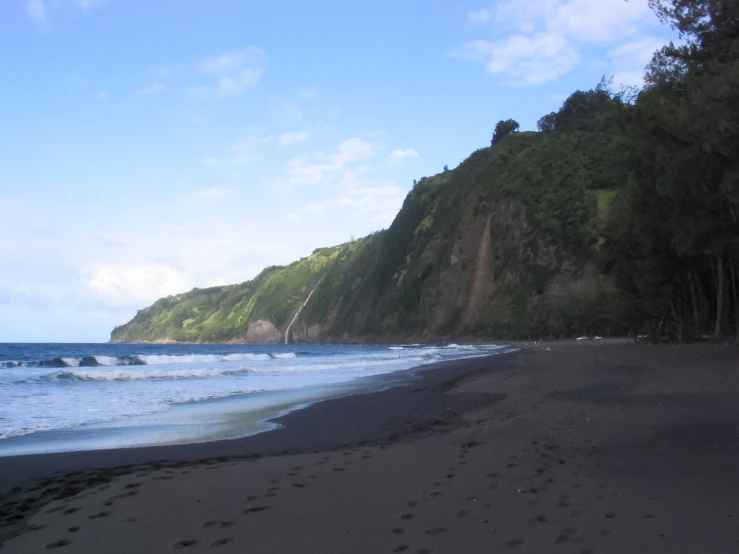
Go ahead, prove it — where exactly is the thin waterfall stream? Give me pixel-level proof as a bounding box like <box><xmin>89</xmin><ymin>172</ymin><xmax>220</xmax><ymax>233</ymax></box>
<box><xmin>285</xmin><ymin>280</ymin><xmax>322</xmax><ymax>344</ymax></box>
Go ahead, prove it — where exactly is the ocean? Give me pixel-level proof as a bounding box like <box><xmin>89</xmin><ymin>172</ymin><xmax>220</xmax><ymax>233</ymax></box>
<box><xmin>0</xmin><ymin>343</ymin><xmax>512</xmax><ymax>456</ymax></box>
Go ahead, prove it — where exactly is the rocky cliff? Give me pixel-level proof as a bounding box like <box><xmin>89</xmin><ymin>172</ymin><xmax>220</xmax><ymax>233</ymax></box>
<box><xmin>111</xmin><ymin>129</ymin><xmax>629</xmax><ymax>344</ymax></box>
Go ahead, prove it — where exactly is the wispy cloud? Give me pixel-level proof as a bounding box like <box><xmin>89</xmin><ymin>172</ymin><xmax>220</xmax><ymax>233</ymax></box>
<box><xmin>388</xmin><ymin>149</ymin><xmax>420</xmax><ymax>164</ymax></box>
<box><xmin>278</xmin><ymin>130</ymin><xmax>310</xmax><ymax>147</ymax></box>
<box><xmin>608</xmin><ymin>37</ymin><xmax>667</xmax><ymax>86</ymax></box>
<box><xmin>73</xmin><ymin>0</ymin><xmax>106</xmax><ymax>10</ymax></box>
<box><xmin>455</xmin><ymin>0</ymin><xmax>662</xmax><ymax>86</ymax></box>
<box><xmin>273</xmin><ymin>137</ymin><xmax>384</xmax><ymax>192</ymax></box>
<box><xmin>135</xmin><ymin>82</ymin><xmax>167</xmax><ymax>97</ymax></box>
<box><xmin>25</xmin><ymin>0</ymin><xmax>106</xmax><ymax>23</ymax></box>
<box><xmin>25</xmin><ymin>0</ymin><xmax>48</xmax><ymax>23</ymax></box>
<box><xmin>179</xmin><ymin>188</ymin><xmax>235</xmax><ymax>203</ymax></box>
<box><xmin>188</xmin><ymin>48</ymin><xmax>266</xmax><ymax>99</ymax></box>
<box><xmin>202</xmin><ymin>126</ymin><xmax>274</xmax><ymax>167</ymax></box>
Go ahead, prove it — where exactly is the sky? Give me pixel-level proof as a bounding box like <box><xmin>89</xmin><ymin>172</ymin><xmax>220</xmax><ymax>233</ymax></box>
<box><xmin>0</xmin><ymin>0</ymin><xmax>677</xmax><ymax>342</ymax></box>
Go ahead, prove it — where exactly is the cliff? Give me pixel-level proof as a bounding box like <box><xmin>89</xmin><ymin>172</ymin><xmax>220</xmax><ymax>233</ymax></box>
<box><xmin>111</xmin><ymin>126</ymin><xmax>630</xmax><ymax>344</ymax></box>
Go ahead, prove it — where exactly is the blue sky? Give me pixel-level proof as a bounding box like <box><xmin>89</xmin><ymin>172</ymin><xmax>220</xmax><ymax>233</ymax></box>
<box><xmin>0</xmin><ymin>0</ymin><xmax>676</xmax><ymax>342</ymax></box>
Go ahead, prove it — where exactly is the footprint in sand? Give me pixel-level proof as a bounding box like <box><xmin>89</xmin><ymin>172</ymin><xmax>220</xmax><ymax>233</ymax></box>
<box><xmin>400</xmin><ymin>513</ymin><xmax>415</xmax><ymax>521</ymax></box>
<box><xmin>173</xmin><ymin>539</ymin><xmax>198</xmax><ymax>549</ymax></box>
<box><xmin>243</xmin><ymin>505</ymin><xmax>270</xmax><ymax>514</ymax></box>
<box><xmin>89</xmin><ymin>511</ymin><xmax>109</xmax><ymax>519</ymax></box>
<box><xmin>426</xmin><ymin>528</ymin><xmax>446</xmax><ymax>536</ymax></box>
<box><xmin>506</xmin><ymin>538</ymin><xmax>526</xmax><ymax>548</ymax></box>
<box><xmin>210</xmin><ymin>538</ymin><xmax>234</xmax><ymax>548</ymax></box>
<box><xmin>392</xmin><ymin>528</ymin><xmax>405</xmax><ymax>535</ymax></box>
<box><xmin>46</xmin><ymin>539</ymin><xmax>71</xmax><ymax>549</ymax></box>
<box><xmin>391</xmin><ymin>545</ymin><xmax>409</xmax><ymax>552</ymax></box>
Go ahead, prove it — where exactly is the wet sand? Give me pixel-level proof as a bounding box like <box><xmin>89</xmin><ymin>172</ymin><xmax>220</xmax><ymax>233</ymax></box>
<box><xmin>1</xmin><ymin>341</ymin><xmax>738</xmax><ymax>553</ymax></box>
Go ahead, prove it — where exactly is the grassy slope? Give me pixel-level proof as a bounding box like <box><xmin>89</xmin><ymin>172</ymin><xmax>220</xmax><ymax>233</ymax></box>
<box><xmin>111</xmin><ymin>129</ymin><xmax>627</xmax><ymax>343</ymax></box>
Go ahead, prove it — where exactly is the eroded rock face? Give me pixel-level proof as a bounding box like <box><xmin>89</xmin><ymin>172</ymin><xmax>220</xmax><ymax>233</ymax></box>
<box><xmin>245</xmin><ymin>320</ymin><xmax>282</xmax><ymax>344</ymax></box>
<box><xmin>287</xmin><ymin>323</ymin><xmax>322</xmax><ymax>343</ymax></box>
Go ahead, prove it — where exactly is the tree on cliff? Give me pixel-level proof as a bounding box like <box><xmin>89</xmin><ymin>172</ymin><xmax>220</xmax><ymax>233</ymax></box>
<box><xmin>492</xmin><ymin>119</ymin><xmax>520</xmax><ymax>146</ymax></box>
<box><xmin>537</xmin><ymin>112</ymin><xmax>557</xmax><ymax>132</ymax></box>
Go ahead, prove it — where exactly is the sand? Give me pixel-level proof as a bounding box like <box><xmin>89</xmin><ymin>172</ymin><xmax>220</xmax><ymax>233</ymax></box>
<box><xmin>1</xmin><ymin>340</ymin><xmax>738</xmax><ymax>553</ymax></box>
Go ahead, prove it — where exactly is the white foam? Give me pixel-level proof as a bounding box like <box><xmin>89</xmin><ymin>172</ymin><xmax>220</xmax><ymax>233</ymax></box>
<box><xmin>93</xmin><ymin>356</ymin><xmax>120</xmax><ymax>366</ymax></box>
<box><xmin>137</xmin><ymin>353</ymin><xmax>269</xmax><ymax>365</ymax></box>
<box><xmin>58</xmin><ymin>367</ymin><xmax>253</xmax><ymax>382</ymax></box>
<box><xmin>222</xmin><ymin>353</ymin><xmax>271</xmax><ymax>362</ymax></box>
<box><xmin>271</xmin><ymin>353</ymin><xmax>297</xmax><ymax>359</ymax></box>
<box><xmin>60</xmin><ymin>357</ymin><xmax>81</xmax><ymax>367</ymax></box>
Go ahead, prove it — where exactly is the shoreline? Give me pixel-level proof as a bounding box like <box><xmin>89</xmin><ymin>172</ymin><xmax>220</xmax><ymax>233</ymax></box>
<box><xmin>0</xmin><ymin>352</ymin><xmax>511</xmax><ymax>546</ymax></box>
<box><xmin>2</xmin><ymin>341</ymin><xmax>739</xmax><ymax>553</ymax></box>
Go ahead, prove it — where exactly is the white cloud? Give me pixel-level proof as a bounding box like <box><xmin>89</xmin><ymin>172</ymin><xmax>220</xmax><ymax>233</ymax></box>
<box><xmin>608</xmin><ymin>37</ymin><xmax>665</xmax><ymax>86</ymax></box>
<box><xmin>25</xmin><ymin>0</ymin><xmax>47</xmax><ymax>22</ymax></box>
<box><xmin>457</xmin><ymin>0</ymin><xmax>661</xmax><ymax>85</ymax></box>
<box><xmin>180</xmin><ymin>188</ymin><xmax>235</xmax><ymax>202</ymax></box>
<box><xmin>388</xmin><ymin>149</ymin><xmax>420</xmax><ymax>164</ymax></box>
<box><xmin>278</xmin><ymin>130</ymin><xmax>310</xmax><ymax>147</ymax></box>
<box><xmin>273</xmin><ymin>137</ymin><xmax>384</xmax><ymax>192</ymax></box>
<box><xmin>193</xmin><ymin>48</ymin><xmax>266</xmax><ymax>98</ymax></box>
<box><xmin>333</xmin><ymin>137</ymin><xmax>382</xmax><ymax>165</ymax></box>
<box><xmin>86</xmin><ymin>265</ymin><xmax>191</xmax><ymax>309</ymax></box>
<box><xmin>135</xmin><ymin>82</ymin><xmax>167</xmax><ymax>96</ymax></box>
<box><xmin>467</xmin><ymin>8</ymin><xmax>491</xmax><ymax>25</ymax></box>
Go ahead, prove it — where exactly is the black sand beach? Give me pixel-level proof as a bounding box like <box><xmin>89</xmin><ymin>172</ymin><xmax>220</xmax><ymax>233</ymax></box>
<box><xmin>1</xmin><ymin>341</ymin><xmax>738</xmax><ymax>553</ymax></box>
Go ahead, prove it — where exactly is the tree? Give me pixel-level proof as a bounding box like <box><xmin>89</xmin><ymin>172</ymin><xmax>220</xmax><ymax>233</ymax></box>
<box><xmin>602</xmin><ymin>0</ymin><xmax>739</xmax><ymax>341</ymax></box>
<box><xmin>537</xmin><ymin>112</ymin><xmax>557</xmax><ymax>132</ymax></box>
<box><xmin>443</xmin><ymin>164</ymin><xmax>449</xmax><ymax>172</ymax></box>
<box><xmin>492</xmin><ymin>119</ymin><xmax>520</xmax><ymax>146</ymax></box>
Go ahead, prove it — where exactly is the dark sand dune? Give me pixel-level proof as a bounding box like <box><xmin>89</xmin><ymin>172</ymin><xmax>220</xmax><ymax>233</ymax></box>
<box><xmin>1</xmin><ymin>341</ymin><xmax>738</xmax><ymax>553</ymax></box>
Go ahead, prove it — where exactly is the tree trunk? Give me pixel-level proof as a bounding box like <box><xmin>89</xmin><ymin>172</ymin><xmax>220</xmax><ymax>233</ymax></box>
<box><xmin>730</xmin><ymin>258</ymin><xmax>739</xmax><ymax>345</ymax></box>
<box><xmin>688</xmin><ymin>270</ymin><xmax>701</xmax><ymax>339</ymax></box>
<box><xmin>714</xmin><ymin>255</ymin><xmax>725</xmax><ymax>340</ymax></box>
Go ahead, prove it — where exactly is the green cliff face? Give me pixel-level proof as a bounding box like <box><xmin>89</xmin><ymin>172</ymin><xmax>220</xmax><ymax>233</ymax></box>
<box><xmin>113</xmin><ymin>6</ymin><xmax>739</xmax><ymax>344</ymax></box>
<box><xmin>111</xmin><ymin>127</ymin><xmax>629</xmax><ymax>344</ymax></box>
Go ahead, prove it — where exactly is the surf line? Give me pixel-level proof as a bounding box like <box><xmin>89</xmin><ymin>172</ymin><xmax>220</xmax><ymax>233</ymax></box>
<box><xmin>285</xmin><ymin>279</ymin><xmax>323</xmax><ymax>344</ymax></box>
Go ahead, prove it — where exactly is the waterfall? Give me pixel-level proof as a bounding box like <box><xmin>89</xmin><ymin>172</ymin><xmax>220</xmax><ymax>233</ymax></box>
<box><xmin>285</xmin><ymin>280</ymin><xmax>322</xmax><ymax>344</ymax></box>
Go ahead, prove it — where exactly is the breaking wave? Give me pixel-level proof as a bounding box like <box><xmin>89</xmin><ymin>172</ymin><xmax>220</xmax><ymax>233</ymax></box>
<box><xmin>0</xmin><ymin>352</ymin><xmax>299</xmax><ymax>369</ymax></box>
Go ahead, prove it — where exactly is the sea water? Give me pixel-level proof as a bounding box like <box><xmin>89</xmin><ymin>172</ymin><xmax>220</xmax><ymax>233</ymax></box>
<box><xmin>0</xmin><ymin>343</ymin><xmax>511</xmax><ymax>455</ymax></box>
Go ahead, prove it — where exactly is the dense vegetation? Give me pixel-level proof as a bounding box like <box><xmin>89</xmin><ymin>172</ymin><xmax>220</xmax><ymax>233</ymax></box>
<box><xmin>112</xmin><ymin>0</ymin><xmax>739</xmax><ymax>344</ymax></box>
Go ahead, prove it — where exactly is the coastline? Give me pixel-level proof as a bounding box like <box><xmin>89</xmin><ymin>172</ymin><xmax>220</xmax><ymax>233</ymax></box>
<box><xmin>2</xmin><ymin>341</ymin><xmax>739</xmax><ymax>553</ymax></box>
